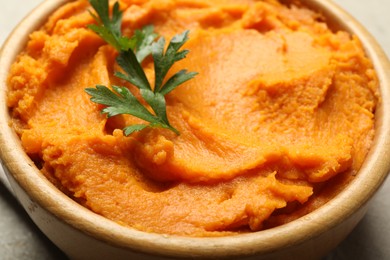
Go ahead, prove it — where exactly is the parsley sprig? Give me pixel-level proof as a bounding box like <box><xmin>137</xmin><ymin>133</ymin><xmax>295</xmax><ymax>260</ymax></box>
<box><xmin>85</xmin><ymin>0</ymin><xmax>197</xmax><ymax>135</ymax></box>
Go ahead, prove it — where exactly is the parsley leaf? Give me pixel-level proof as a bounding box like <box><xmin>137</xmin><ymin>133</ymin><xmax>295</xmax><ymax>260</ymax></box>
<box><xmin>152</xmin><ymin>31</ymin><xmax>198</xmax><ymax>95</ymax></box>
<box><xmin>85</xmin><ymin>0</ymin><xmax>197</xmax><ymax>135</ymax></box>
<box><xmin>134</xmin><ymin>25</ymin><xmax>158</xmax><ymax>63</ymax></box>
<box><xmin>88</xmin><ymin>0</ymin><xmax>134</xmax><ymax>51</ymax></box>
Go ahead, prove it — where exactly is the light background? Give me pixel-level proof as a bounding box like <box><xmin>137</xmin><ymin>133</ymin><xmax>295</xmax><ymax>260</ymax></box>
<box><xmin>1</xmin><ymin>0</ymin><xmax>389</xmax><ymax>259</ymax></box>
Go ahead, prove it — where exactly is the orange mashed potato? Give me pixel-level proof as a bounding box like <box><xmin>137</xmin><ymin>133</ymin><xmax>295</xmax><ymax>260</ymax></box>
<box><xmin>7</xmin><ymin>0</ymin><xmax>378</xmax><ymax>236</ymax></box>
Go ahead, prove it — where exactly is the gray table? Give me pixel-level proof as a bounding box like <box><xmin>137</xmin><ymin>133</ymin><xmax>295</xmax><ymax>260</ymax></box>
<box><xmin>1</xmin><ymin>0</ymin><xmax>389</xmax><ymax>259</ymax></box>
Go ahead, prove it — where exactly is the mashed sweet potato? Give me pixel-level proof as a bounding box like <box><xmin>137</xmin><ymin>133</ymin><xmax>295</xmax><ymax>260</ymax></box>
<box><xmin>7</xmin><ymin>0</ymin><xmax>378</xmax><ymax>236</ymax></box>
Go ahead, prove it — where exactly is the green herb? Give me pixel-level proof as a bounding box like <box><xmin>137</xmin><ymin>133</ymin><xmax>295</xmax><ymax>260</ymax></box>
<box><xmin>85</xmin><ymin>0</ymin><xmax>197</xmax><ymax>135</ymax></box>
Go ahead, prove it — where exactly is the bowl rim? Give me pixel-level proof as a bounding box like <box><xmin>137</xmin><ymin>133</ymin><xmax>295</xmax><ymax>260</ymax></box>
<box><xmin>0</xmin><ymin>0</ymin><xmax>390</xmax><ymax>258</ymax></box>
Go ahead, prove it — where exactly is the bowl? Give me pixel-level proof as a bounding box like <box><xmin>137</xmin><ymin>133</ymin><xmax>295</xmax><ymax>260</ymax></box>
<box><xmin>0</xmin><ymin>0</ymin><xmax>389</xmax><ymax>259</ymax></box>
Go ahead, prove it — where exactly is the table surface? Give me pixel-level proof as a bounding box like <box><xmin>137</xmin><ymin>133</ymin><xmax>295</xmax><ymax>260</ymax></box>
<box><xmin>1</xmin><ymin>0</ymin><xmax>389</xmax><ymax>259</ymax></box>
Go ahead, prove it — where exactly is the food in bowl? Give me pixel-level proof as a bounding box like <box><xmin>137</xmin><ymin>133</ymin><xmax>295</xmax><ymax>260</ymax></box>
<box><xmin>6</xmin><ymin>0</ymin><xmax>379</xmax><ymax>237</ymax></box>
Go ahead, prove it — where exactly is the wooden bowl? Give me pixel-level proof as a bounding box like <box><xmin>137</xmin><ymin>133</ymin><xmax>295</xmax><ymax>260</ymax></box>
<box><xmin>0</xmin><ymin>0</ymin><xmax>389</xmax><ymax>259</ymax></box>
